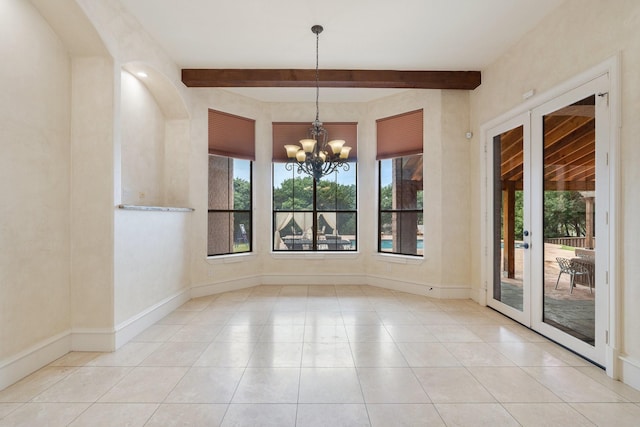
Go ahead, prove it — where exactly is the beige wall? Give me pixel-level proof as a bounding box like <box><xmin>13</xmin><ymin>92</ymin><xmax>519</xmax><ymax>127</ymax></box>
<box><xmin>70</xmin><ymin>56</ymin><xmax>115</xmax><ymax>334</ymax></box>
<box><xmin>114</xmin><ymin>68</ymin><xmax>191</xmax><ymax>327</ymax></box>
<box><xmin>189</xmin><ymin>89</ymin><xmax>264</xmax><ymax>292</ymax></box>
<box><xmin>0</xmin><ymin>0</ymin><xmax>72</xmax><ymax>360</ymax></box>
<box><xmin>114</xmin><ymin>210</ymin><xmax>190</xmax><ymax>325</ymax></box>
<box><xmin>2</xmin><ymin>0</ymin><xmax>193</xmax><ymax>389</ymax></box>
<box><xmin>6</xmin><ymin>0</ymin><xmax>638</xmax><ymax>392</ymax></box>
<box><xmin>364</xmin><ymin>90</ymin><xmax>472</xmax><ymax>295</ymax></box>
<box><xmin>190</xmin><ymin>89</ymin><xmax>472</xmax><ymax>297</ymax></box>
<box><xmin>469</xmin><ymin>0</ymin><xmax>640</xmax><ymax>383</ymax></box>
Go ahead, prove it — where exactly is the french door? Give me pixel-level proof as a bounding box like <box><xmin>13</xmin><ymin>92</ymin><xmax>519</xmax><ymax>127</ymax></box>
<box><xmin>487</xmin><ymin>74</ymin><xmax>610</xmax><ymax>365</ymax></box>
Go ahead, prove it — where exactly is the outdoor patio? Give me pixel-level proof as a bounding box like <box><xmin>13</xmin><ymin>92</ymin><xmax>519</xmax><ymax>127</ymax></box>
<box><xmin>499</xmin><ymin>243</ymin><xmax>595</xmax><ymax>344</ymax></box>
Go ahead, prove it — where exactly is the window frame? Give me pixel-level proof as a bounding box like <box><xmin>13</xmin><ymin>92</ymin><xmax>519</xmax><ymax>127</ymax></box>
<box><xmin>272</xmin><ymin>163</ymin><xmax>358</xmax><ymax>253</ymax></box>
<box><xmin>376</xmin><ymin>109</ymin><xmax>424</xmax><ymax>257</ymax></box>
<box><xmin>377</xmin><ymin>154</ymin><xmax>424</xmax><ymax>257</ymax></box>
<box><xmin>207</xmin><ymin>155</ymin><xmax>253</xmax><ymax>257</ymax></box>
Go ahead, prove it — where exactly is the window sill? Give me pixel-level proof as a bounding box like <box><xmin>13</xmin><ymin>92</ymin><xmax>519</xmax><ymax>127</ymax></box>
<box><xmin>373</xmin><ymin>253</ymin><xmax>424</xmax><ymax>265</ymax></box>
<box><xmin>271</xmin><ymin>251</ymin><xmax>360</xmax><ymax>260</ymax></box>
<box><xmin>206</xmin><ymin>252</ymin><xmax>256</xmax><ymax>264</ymax></box>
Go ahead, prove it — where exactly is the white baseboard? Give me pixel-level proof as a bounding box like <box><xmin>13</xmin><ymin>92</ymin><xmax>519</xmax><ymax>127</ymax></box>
<box><xmin>71</xmin><ymin>328</ymin><xmax>115</xmax><ymax>352</ymax></box>
<box><xmin>0</xmin><ymin>289</ymin><xmax>190</xmax><ymax>392</ymax></box>
<box><xmin>620</xmin><ymin>355</ymin><xmax>640</xmax><ymax>391</ymax></box>
<box><xmin>367</xmin><ymin>274</ymin><xmax>471</xmax><ymax>299</ymax></box>
<box><xmin>261</xmin><ymin>273</ymin><xmax>367</xmax><ymax>286</ymax></box>
<box><xmin>469</xmin><ymin>287</ymin><xmax>487</xmax><ymax>305</ymax></box>
<box><xmin>191</xmin><ymin>275</ymin><xmax>262</xmax><ymax>298</ymax></box>
<box><xmin>0</xmin><ymin>331</ymin><xmax>70</xmax><ymax>391</ymax></box>
<box><xmin>114</xmin><ymin>289</ymin><xmax>191</xmax><ymax>349</ymax></box>
<box><xmin>191</xmin><ymin>273</ymin><xmax>470</xmax><ymax>299</ymax></box>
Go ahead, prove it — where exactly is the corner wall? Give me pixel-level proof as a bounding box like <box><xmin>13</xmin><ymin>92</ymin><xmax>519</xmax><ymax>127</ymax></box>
<box><xmin>365</xmin><ymin>90</ymin><xmax>472</xmax><ymax>297</ymax></box>
<box><xmin>469</xmin><ymin>0</ymin><xmax>640</xmax><ymax>388</ymax></box>
<box><xmin>70</xmin><ymin>56</ymin><xmax>116</xmax><ymax>348</ymax></box>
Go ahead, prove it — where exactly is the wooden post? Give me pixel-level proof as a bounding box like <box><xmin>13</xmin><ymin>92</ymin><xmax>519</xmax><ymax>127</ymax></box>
<box><xmin>503</xmin><ymin>182</ymin><xmax>516</xmax><ymax>278</ymax></box>
<box><xmin>392</xmin><ymin>158</ymin><xmax>418</xmax><ymax>254</ymax></box>
<box><xmin>585</xmin><ymin>197</ymin><xmax>595</xmax><ymax>249</ymax></box>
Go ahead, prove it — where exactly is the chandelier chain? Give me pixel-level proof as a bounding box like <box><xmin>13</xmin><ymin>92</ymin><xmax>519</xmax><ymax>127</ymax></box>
<box><xmin>282</xmin><ymin>24</ymin><xmax>351</xmax><ymax>182</ymax></box>
<box><xmin>315</xmin><ymin>28</ymin><xmax>320</xmax><ymax>123</ymax></box>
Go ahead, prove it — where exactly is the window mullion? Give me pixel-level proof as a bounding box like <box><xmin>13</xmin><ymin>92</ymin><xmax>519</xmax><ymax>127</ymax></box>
<box><xmin>312</xmin><ymin>178</ymin><xmax>318</xmax><ymax>250</ymax></box>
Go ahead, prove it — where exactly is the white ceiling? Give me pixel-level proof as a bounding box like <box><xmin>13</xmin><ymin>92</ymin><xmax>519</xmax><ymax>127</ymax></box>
<box><xmin>121</xmin><ymin>0</ymin><xmax>565</xmax><ymax>102</ymax></box>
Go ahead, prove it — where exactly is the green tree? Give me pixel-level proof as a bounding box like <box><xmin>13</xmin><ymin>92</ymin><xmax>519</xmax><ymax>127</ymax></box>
<box><xmin>274</xmin><ymin>175</ymin><xmax>357</xmax><ymax>237</ymax></box>
<box><xmin>503</xmin><ymin>190</ymin><xmax>586</xmax><ymax>240</ymax></box>
<box><xmin>233</xmin><ymin>177</ymin><xmax>251</xmax><ymax>210</ymax></box>
<box><xmin>317</xmin><ymin>180</ymin><xmax>357</xmax><ymax>210</ymax></box>
<box><xmin>273</xmin><ymin>176</ymin><xmax>314</xmax><ymax>210</ymax></box>
<box><xmin>543</xmin><ymin>191</ymin><xmax>586</xmax><ymax>238</ymax></box>
<box><xmin>379</xmin><ymin>184</ymin><xmax>423</xmax><ymax>225</ymax></box>
<box><xmin>380</xmin><ymin>184</ymin><xmax>392</xmax><ymax>210</ymax></box>
<box><xmin>514</xmin><ymin>190</ymin><xmax>524</xmax><ymax>238</ymax></box>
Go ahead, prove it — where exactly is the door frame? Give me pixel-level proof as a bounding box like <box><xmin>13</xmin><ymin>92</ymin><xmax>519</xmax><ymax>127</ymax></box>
<box><xmin>479</xmin><ymin>55</ymin><xmax>621</xmax><ymax>376</ymax></box>
<box><xmin>529</xmin><ymin>74</ymin><xmax>609</xmax><ymax>365</ymax></box>
<box><xmin>485</xmin><ymin>112</ymin><xmax>532</xmax><ymax>327</ymax></box>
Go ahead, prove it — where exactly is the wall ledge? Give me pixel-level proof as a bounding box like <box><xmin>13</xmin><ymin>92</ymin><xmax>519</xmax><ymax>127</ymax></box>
<box><xmin>117</xmin><ymin>204</ymin><xmax>194</xmax><ymax>212</ymax></box>
<box><xmin>373</xmin><ymin>253</ymin><xmax>425</xmax><ymax>265</ymax></box>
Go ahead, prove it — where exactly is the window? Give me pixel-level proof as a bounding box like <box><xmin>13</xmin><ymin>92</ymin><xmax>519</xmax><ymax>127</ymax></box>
<box><xmin>208</xmin><ymin>109</ymin><xmax>254</xmax><ymax>256</ymax></box>
<box><xmin>272</xmin><ymin>122</ymin><xmax>357</xmax><ymax>252</ymax></box>
<box><xmin>377</xmin><ymin>110</ymin><xmax>424</xmax><ymax>256</ymax></box>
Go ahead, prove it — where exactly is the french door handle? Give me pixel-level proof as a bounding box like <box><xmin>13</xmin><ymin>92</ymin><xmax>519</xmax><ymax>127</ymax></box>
<box><xmin>523</xmin><ymin>243</ymin><xmax>530</xmax><ymax>249</ymax></box>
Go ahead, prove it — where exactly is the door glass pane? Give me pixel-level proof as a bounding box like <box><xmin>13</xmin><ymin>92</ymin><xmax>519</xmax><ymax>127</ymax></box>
<box><xmin>493</xmin><ymin>126</ymin><xmax>524</xmax><ymax>311</ymax></box>
<box><xmin>542</xmin><ymin>95</ymin><xmax>596</xmax><ymax>345</ymax></box>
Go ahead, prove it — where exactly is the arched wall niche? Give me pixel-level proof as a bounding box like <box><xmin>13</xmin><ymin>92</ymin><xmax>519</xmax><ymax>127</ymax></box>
<box><xmin>120</xmin><ymin>62</ymin><xmax>191</xmax><ymax>206</ymax></box>
<box><xmin>122</xmin><ymin>62</ymin><xmax>189</xmax><ymax>120</ymax></box>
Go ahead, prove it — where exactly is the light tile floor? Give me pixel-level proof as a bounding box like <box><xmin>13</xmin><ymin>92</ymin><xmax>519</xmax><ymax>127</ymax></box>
<box><xmin>1</xmin><ymin>285</ymin><xmax>639</xmax><ymax>426</ymax></box>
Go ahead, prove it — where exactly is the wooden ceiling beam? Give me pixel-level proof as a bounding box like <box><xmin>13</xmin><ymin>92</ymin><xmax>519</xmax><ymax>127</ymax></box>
<box><xmin>502</xmin><ymin>168</ymin><xmax>523</xmax><ymax>182</ymax></box>
<box><xmin>543</xmin><ymin>116</ymin><xmax>593</xmax><ymax>149</ymax></box>
<box><xmin>543</xmin><ymin>180</ymin><xmax>595</xmax><ymax>191</ymax></box>
<box><xmin>181</xmin><ymin>69</ymin><xmax>481</xmax><ymax>90</ymax></box>
<box><xmin>501</xmin><ymin>179</ymin><xmax>596</xmax><ymax>191</ymax></box>
<box><xmin>544</xmin><ymin>131</ymin><xmax>595</xmax><ymax>166</ymax></box>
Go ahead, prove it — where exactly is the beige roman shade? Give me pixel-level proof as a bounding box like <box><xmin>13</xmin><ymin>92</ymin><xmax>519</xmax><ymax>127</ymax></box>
<box><xmin>376</xmin><ymin>109</ymin><xmax>423</xmax><ymax>160</ymax></box>
<box><xmin>272</xmin><ymin>122</ymin><xmax>358</xmax><ymax>162</ymax></box>
<box><xmin>208</xmin><ymin>109</ymin><xmax>255</xmax><ymax>160</ymax></box>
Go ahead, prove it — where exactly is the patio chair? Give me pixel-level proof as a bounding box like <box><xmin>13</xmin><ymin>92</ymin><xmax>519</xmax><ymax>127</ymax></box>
<box><xmin>555</xmin><ymin>257</ymin><xmax>592</xmax><ymax>294</ymax></box>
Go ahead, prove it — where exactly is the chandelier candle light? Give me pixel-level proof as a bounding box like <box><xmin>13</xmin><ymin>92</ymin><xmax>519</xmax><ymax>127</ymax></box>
<box><xmin>284</xmin><ymin>25</ymin><xmax>352</xmax><ymax>181</ymax></box>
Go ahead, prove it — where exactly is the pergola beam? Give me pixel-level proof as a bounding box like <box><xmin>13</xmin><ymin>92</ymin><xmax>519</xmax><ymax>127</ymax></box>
<box><xmin>502</xmin><ymin>182</ymin><xmax>516</xmax><ymax>279</ymax></box>
<box><xmin>181</xmin><ymin>69</ymin><xmax>481</xmax><ymax>90</ymax></box>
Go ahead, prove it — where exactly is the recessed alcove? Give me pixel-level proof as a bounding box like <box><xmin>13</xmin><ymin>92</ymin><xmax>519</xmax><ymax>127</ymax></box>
<box><xmin>119</xmin><ymin>62</ymin><xmax>190</xmax><ymax>208</ymax></box>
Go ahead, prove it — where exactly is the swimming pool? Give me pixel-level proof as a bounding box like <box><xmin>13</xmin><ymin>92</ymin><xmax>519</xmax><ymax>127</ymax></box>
<box><xmin>380</xmin><ymin>239</ymin><xmax>424</xmax><ymax>249</ymax></box>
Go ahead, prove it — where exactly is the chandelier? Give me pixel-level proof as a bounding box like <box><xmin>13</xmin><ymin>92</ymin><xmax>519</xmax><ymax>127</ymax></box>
<box><xmin>284</xmin><ymin>25</ymin><xmax>352</xmax><ymax>181</ymax></box>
